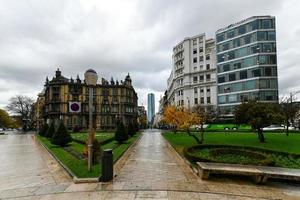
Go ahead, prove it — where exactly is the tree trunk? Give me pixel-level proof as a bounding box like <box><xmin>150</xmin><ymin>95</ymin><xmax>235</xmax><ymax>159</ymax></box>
<box><xmin>187</xmin><ymin>129</ymin><xmax>201</xmax><ymax>144</ymax></box>
<box><xmin>199</xmin><ymin>124</ymin><xmax>204</xmax><ymax>144</ymax></box>
<box><xmin>257</xmin><ymin>128</ymin><xmax>265</xmax><ymax>143</ymax></box>
<box><xmin>285</xmin><ymin>123</ymin><xmax>289</xmax><ymax>136</ymax></box>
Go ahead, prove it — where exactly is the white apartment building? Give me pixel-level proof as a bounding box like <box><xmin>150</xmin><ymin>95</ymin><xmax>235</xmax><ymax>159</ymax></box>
<box><xmin>167</xmin><ymin>33</ymin><xmax>217</xmax><ymax>110</ymax></box>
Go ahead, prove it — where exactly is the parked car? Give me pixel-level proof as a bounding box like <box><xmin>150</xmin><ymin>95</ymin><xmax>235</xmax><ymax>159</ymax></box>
<box><xmin>0</xmin><ymin>128</ymin><xmax>5</xmax><ymax>135</ymax></box>
<box><xmin>262</xmin><ymin>125</ymin><xmax>285</xmax><ymax>131</ymax></box>
<box><xmin>191</xmin><ymin>124</ymin><xmax>208</xmax><ymax>130</ymax></box>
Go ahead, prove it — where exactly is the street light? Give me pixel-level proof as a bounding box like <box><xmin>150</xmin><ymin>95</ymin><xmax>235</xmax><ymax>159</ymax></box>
<box><xmin>84</xmin><ymin>69</ymin><xmax>98</xmax><ymax>171</ymax></box>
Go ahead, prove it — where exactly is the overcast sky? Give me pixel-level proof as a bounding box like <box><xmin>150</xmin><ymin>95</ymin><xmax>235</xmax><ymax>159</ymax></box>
<box><xmin>0</xmin><ymin>0</ymin><xmax>300</xmax><ymax>112</ymax></box>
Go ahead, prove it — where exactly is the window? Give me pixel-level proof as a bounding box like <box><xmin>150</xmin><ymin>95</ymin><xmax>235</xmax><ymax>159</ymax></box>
<box><xmin>252</xmin><ymin>69</ymin><xmax>261</xmax><ymax>77</ymax></box>
<box><xmin>199</xmin><ymin>47</ymin><xmax>203</xmax><ymax>53</ymax></box>
<box><xmin>218</xmin><ymin>76</ymin><xmax>225</xmax><ymax>83</ymax></box>
<box><xmin>194</xmin><ymin>87</ymin><xmax>198</xmax><ymax>94</ymax></box>
<box><xmin>200</xmin><ymin>65</ymin><xmax>203</xmax><ymax>70</ymax></box>
<box><xmin>238</xmin><ymin>25</ymin><xmax>246</xmax><ymax>34</ymax></box>
<box><xmin>240</xmin><ymin>70</ymin><xmax>247</xmax><ymax>79</ymax></box>
<box><xmin>193</xmin><ymin>76</ymin><xmax>198</xmax><ymax>83</ymax></box>
<box><xmin>218</xmin><ymin>96</ymin><xmax>226</xmax><ymax>104</ymax></box>
<box><xmin>265</xmin><ymin>67</ymin><xmax>272</xmax><ymax>76</ymax></box>
<box><xmin>229</xmin><ymin>73</ymin><xmax>236</xmax><ymax>81</ymax></box>
<box><xmin>199</xmin><ymin>56</ymin><xmax>203</xmax><ymax>62</ymax></box>
<box><xmin>207</xmin><ymin>88</ymin><xmax>210</xmax><ymax>92</ymax></box>
<box><xmin>244</xmin><ymin>34</ymin><xmax>251</xmax><ymax>44</ymax></box>
<box><xmin>251</xmin><ymin>20</ymin><xmax>259</xmax><ymax>30</ymax></box>
<box><xmin>207</xmin><ymin>97</ymin><xmax>211</xmax><ymax>104</ymax></box>
<box><xmin>257</xmin><ymin>31</ymin><xmax>266</xmax><ymax>41</ymax></box>
<box><xmin>261</xmin><ymin>19</ymin><xmax>271</xmax><ymax>29</ymax></box>
<box><xmin>194</xmin><ymin>66</ymin><xmax>197</xmax><ymax>71</ymax></box>
<box><xmin>246</xmin><ymin>80</ymin><xmax>255</xmax><ymax>90</ymax></box>
<box><xmin>217</xmin><ymin>34</ymin><xmax>224</xmax><ymax>42</ymax></box>
<box><xmin>223</xmin><ymin>43</ymin><xmax>229</xmax><ymax>51</ymax></box>
<box><xmin>194</xmin><ymin>98</ymin><xmax>198</xmax><ymax>105</ymax></box>
<box><xmin>200</xmin><ymin>97</ymin><xmax>204</xmax><ymax>104</ymax></box>
<box><xmin>206</xmin><ymin>54</ymin><xmax>210</xmax><ymax>60</ymax></box>
<box><xmin>228</xmin><ymin>94</ymin><xmax>237</xmax><ymax>103</ymax></box>
<box><xmin>206</xmin><ymin>74</ymin><xmax>211</xmax><ymax>81</ymax></box>
<box><xmin>206</xmin><ymin>64</ymin><xmax>210</xmax><ymax>70</ymax></box>
<box><xmin>199</xmin><ymin>75</ymin><xmax>204</xmax><ymax>82</ymax></box>
<box><xmin>227</xmin><ymin>30</ymin><xmax>235</xmax><ymax>39</ymax></box>
<box><xmin>200</xmin><ymin>88</ymin><xmax>204</xmax><ymax>93</ymax></box>
<box><xmin>267</xmin><ymin>31</ymin><xmax>276</xmax><ymax>40</ymax></box>
<box><xmin>193</xmin><ymin>39</ymin><xmax>197</xmax><ymax>45</ymax></box>
<box><xmin>193</xmin><ymin>49</ymin><xmax>197</xmax><ymax>54</ymax></box>
<box><xmin>223</xmin><ymin>64</ymin><xmax>230</xmax><ymax>72</ymax></box>
<box><xmin>233</xmin><ymin>38</ymin><xmax>240</xmax><ymax>48</ymax></box>
<box><xmin>233</xmin><ymin>62</ymin><xmax>241</xmax><ymax>69</ymax></box>
<box><xmin>193</xmin><ymin>57</ymin><xmax>197</xmax><ymax>63</ymax></box>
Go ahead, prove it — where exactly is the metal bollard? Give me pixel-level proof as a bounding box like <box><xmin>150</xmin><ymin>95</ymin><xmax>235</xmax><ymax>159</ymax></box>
<box><xmin>99</xmin><ymin>149</ymin><xmax>113</xmax><ymax>182</ymax></box>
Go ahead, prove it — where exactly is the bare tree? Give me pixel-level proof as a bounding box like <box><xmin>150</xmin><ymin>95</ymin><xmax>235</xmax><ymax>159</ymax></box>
<box><xmin>280</xmin><ymin>95</ymin><xmax>299</xmax><ymax>136</ymax></box>
<box><xmin>6</xmin><ymin>95</ymin><xmax>34</xmax><ymax>131</ymax></box>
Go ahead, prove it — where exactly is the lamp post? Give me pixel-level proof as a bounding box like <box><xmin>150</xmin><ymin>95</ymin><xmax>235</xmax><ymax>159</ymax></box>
<box><xmin>84</xmin><ymin>69</ymin><xmax>98</xmax><ymax>171</ymax></box>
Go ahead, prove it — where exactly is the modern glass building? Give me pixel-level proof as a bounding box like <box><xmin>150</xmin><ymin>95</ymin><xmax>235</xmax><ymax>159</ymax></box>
<box><xmin>147</xmin><ymin>93</ymin><xmax>155</xmax><ymax>124</ymax></box>
<box><xmin>216</xmin><ymin>16</ymin><xmax>278</xmax><ymax>116</ymax></box>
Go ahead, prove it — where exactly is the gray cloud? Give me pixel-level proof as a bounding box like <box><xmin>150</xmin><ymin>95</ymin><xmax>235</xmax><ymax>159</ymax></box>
<box><xmin>0</xmin><ymin>0</ymin><xmax>299</xmax><ymax>110</ymax></box>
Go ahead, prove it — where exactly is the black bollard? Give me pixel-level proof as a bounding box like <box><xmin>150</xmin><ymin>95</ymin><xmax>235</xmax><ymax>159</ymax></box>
<box><xmin>99</xmin><ymin>149</ymin><xmax>113</xmax><ymax>182</ymax></box>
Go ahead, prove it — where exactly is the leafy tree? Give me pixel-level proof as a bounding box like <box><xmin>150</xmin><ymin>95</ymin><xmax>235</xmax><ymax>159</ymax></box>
<box><xmin>163</xmin><ymin>105</ymin><xmax>183</xmax><ymax>133</ymax></box>
<box><xmin>38</xmin><ymin>123</ymin><xmax>49</xmax><ymax>137</ymax></box>
<box><xmin>6</xmin><ymin>95</ymin><xmax>34</xmax><ymax>131</ymax></box>
<box><xmin>177</xmin><ymin>108</ymin><xmax>202</xmax><ymax>143</ymax></box>
<box><xmin>46</xmin><ymin>123</ymin><xmax>55</xmax><ymax>138</ymax></box>
<box><xmin>192</xmin><ymin>105</ymin><xmax>216</xmax><ymax>144</ymax></box>
<box><xmin>127</xmin><ymin>122</ymin><xmax>136</xmax><ymax>137</ymax></box>
<box><xmin>115</xmin><ymin>121</ymin><xmax>128</xmax><ymax>143</ymax></box>
<box><xmin>0</xmin><ymin>109</ymin><xmax>14</xmax><ymax>128</ymax></box>
<box><xmin>51</xmin><ymin>122</ymin><xmax>72</xmax><ymax>147</ymax></box>
<box><xmin>234</xmin><ymin>101</ymin><xmax>283</xmax><ymax>143</ymax></box>
<box><xmin>164</xmin><ymin>106</ymin><xmax>203</xmax><ymax>143</ymax></box>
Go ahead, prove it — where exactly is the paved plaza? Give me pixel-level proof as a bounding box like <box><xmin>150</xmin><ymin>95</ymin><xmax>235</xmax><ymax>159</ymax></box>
<box><xmin>0</xmin><ymin>130</ymin><xmax>300</xmax><ymax>199</ymax></box>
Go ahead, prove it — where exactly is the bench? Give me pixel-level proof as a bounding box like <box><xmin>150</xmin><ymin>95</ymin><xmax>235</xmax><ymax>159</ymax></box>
<box><xmin>197</xmin><ymin>162</ymin><xmax>300</xmax><ymax>184</ymax></box>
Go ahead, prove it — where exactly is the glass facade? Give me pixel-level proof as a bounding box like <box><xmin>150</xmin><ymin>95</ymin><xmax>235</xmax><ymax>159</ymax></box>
<box><xmin>216</xmin><ymin>16</ymin><xmax>278</xmax><ymax>115</ymax></box>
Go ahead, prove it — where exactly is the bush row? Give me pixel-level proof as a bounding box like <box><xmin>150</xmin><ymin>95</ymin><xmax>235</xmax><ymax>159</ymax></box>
<box><xmin>39</xmin><ymin>122</ymin><xmax>72</xmax><ymax>147</ymax></box>
<box><xmin>183</xmin><ymin>144</ymin><xmax>300</xmax><ymax>166</ymax></box>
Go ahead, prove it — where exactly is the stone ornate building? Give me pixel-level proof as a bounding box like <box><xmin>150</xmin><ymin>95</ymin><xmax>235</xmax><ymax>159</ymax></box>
<box><xmin>37</xmin><ymin>69</ymin><xmax>138</xmax><ymax>130</ymax></box>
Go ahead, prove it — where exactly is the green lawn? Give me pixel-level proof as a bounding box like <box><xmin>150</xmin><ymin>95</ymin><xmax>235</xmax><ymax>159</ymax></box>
<box><xmin>163</xmin><ymin>132</ymin><xmax>300</xmax><ymax>154</ymax></box>
<box><xmin>37</xmin><ymin>133</ymin><xmax>140</xmax><ymax>178</ymax></box>
<box><xmin>163</xmin><ymin>132</ymin><xmax>300</xmax><ymax>169</ymax></box>
<box><xmin>71</xmin><ymin>132</ymin><xmax>114</xmax><ymax>143</ymax></box>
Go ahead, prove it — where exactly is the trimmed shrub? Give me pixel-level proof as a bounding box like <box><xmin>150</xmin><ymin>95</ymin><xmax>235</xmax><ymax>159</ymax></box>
<box><xmin>72</xmin><ymin>126</ymin><xmax>81</xmax><ymax>133</ymax></box>
<box><xmin>45</xmin><ymin>123</ymin><xmax>55</xmax><ymax>138</ymax></box>
<box><xmin>183</xmin><ymin>144</ymin><xmax>275</xmax><ymax>166</ymax></box>
<box><xmin>51</xmin><ymin>122</ymin><xmax>72</xmax><ymax>147</ymax></box>
<box><xmin>127</xmin><ymin>122</ymin><xmax>136</xmax><ymax>137</ymax></box>
<box><xmin>115</xmin><ymin>121</ymin><xmax>128</xmax><ymax>143</ymax></box>
<box><xmin>39</xmin><ymin>123</ymin><xmax>49</xmax><ymax>137</ymax></box>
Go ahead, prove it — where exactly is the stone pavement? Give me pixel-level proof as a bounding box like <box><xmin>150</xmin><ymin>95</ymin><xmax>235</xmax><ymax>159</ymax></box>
<box><xmin>1</xmin><ymin>130</ymin><xmax>300</xmax><ymax>199</ymax></box>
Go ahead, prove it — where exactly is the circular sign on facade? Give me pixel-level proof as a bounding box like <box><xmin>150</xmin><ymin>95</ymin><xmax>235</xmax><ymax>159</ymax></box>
<box><xmin>69</xmin><ymin>102</ymin><xmax>81</xmax><ymax>113</ymax></box>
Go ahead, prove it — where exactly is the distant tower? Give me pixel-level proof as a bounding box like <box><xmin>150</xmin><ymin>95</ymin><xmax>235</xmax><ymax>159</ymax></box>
<box><xmin>147</xmin><ymin>93</ymin><xmax>155</xmax><ymax>124</ymax></box>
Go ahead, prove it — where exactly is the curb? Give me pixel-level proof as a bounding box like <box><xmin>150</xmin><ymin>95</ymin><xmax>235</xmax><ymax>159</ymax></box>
<box><xmin>35</xmin><ymin>135</ymin><xmax>99</xmax><ymax>183</ymax></box>
<box><xmin>161</xmin><ymin>133</ymin><xmax>200</xmax><ymax>176</ymax></box>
